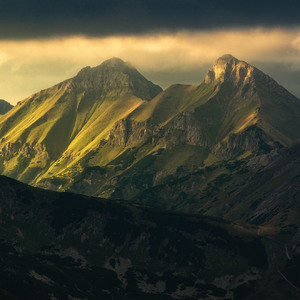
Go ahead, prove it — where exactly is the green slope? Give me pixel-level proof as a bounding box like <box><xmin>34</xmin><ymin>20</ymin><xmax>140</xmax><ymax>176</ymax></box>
<box><xmin>130</xmin><ymin>82</ymin><xmax>217</xmax><ymax>124</ymax></box>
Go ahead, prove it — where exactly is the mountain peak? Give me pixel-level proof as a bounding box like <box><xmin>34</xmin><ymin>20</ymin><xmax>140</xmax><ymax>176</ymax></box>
<box><xmin>75</xmin><ymin>57</ymin><xmax>129</xmax><ymax>78</ymax></box>
<box><xmin>205</xmin><ymin>54</ymin><xmax>254</xmax><ymax>84</ymax></box>
<box><xmin>100</xmin><ymin>57</ymin><xmax>129</xmax><ymax>68</ymax></box>
<box><xmin>215</xmin><ymin>54</ymin><xmax>239</xmax><ymax>64</ymax></box>
<box><xmin>73</xmin><ymin>58</ymin><xmax>162</xmax><ymax>101</ymax></box>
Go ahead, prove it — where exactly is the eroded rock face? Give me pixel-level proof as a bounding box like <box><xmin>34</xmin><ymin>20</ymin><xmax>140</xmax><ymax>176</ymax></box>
<box><xmin>107</xmin><ymin>111</ymin><xmax>212</xmax><ymax>149</ymax></box>
<box><xmin>0</xmin><ymin>141</ymin><xmax>48</xmax><ymax>158</ymax></box>
<box><xmin>0</xmin><ymin>141</ymin><xmax>50</xmax><ymax>180</ymax></box>
<box><xmin>205</xmin><ymin>54</ymin><xmax>255</xmax><ymax>86</ymax></box>
<box><xmin>212</xmin><ymin>126</ymin><xmax>278</xmax><ymax>159</ymax></box>
<box><xmin>153</xmin><ymin>112</ymin><xmax>211</xmax><ymax>148</ymax></box>
<box><xmin>204</xmin><ymin>54</ymin><xmax>298</xmax><ymax>105</ymax></box>
<box><xmin>107</xmin><ymin>119</ymin><xmax>155</xmax><ymax>147</ymax></box>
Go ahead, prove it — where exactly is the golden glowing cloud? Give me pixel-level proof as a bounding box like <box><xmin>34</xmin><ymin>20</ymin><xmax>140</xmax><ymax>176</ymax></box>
<box><xmin>0</xmin><ymin>28</ymin><xmax>300</xmax><ymax>103</ymax></box>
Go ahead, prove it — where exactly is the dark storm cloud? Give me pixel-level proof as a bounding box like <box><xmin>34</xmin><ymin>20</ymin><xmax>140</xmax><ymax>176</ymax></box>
<box><xmin>0</xmin><ymin>0</ymin><xmax>299</xmax><ymax>38</ymax></box>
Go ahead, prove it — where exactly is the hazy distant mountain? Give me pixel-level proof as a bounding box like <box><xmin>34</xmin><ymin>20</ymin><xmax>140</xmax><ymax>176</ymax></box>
<box><xmin>0</xmin><ymin>55</ymin><xmax>299</xmax><ymax>220</ymax></box>
<box><xmin>0</xmin><ymin>99</ymin><xmax>13</xmax><ymax>115</ymax></box>
<box><xmin>0</xmin><ymin>174</ymin><xmax>299</xmax><ymax>299</ymax></box>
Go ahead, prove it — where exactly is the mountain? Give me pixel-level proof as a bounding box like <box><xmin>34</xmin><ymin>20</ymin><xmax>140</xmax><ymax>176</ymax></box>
<box><xmin>66</xmin><ymin>54</ymin><xmax>300</xmax><ymax>200</ymax></box>
<box><xmin>0</xmin><ymin>99</ymin><xmax>13</xmax><ymax>115</ymax></box>
<box><xmin>0</xmin><ymin>58</ymin><xmax>162</xmax><ymax>184</ymax></box>
<box><xmin>0</xmin><ymin>56</ymin><xmax>300</xmax><ymax>298</ymax></box>
<box><xmin>0</xmin><ymin>55</ymin><xmax>299</xmax><ymax>217</ymax></box>
<box><xmin>0</xmin><ymin>174</ymin><xmax>299</xmax><ymax>299</ymax></box>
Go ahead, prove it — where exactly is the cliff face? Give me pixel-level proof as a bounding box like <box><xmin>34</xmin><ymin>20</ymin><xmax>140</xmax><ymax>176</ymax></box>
<box><xmin>205</xmin><ymin>54</ymin><xmax>256</xmax><ymax>86</ymax></box>
<box><xmin>212</xmin><ymin>126</ymin><xmax>281</xmax><ymax>159</ymax></box>
<box><xmin>107</xmin><ymin>119</ymin><xmax>154</xmax><ymax>147</ymax></box>
<box><xmin>107</xmin><ymin>112</ymin><xmax>210</xmax><ymax>148</ymax></box>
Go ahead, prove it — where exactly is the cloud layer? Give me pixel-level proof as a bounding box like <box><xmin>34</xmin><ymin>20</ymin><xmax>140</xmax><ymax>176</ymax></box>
<box><xmin>1</xmin><ymin>29</ymin><xmax>300</xmax><ymax>103</ymax></box>
<box><xmin>0</xmin><ymin>1</ymin><xmax>300</xmax><ymax>38</ymax></box>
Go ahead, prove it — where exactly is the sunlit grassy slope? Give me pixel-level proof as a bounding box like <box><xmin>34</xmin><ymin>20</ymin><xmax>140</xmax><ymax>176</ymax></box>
<box><xmin>0</xmin><ymin>58</ymin><xmax>162</xmax><ymax>183</ymax></box>
<box><xmin>130</xmin><ymin>83</ymin><xmax>216</xmax><ymax>124</ymax></box>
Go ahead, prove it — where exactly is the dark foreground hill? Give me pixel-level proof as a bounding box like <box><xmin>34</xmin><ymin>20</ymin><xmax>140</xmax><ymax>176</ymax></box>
<box><xmin>0</xmin><ymin>175</ymin><xmax>299</xmax><ymax>299</ymax></box>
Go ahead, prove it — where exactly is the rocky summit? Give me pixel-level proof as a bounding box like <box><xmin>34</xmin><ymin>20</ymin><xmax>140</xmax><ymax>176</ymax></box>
<box><xmin>73</xmin><ymin>57</ymin><xmax>162</xmax><ymax>100</ymax></box>
<box><xmin>205</xmin><ymin>54</ymin><xmax>255</xmax><ymax>84</ymax></box>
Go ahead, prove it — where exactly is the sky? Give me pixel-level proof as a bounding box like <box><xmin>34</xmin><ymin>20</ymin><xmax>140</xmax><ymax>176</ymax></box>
<box><xmin>1</xmin><ymin>0</ymin><xmax>300</xmax><ymax>104</ymax></box>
